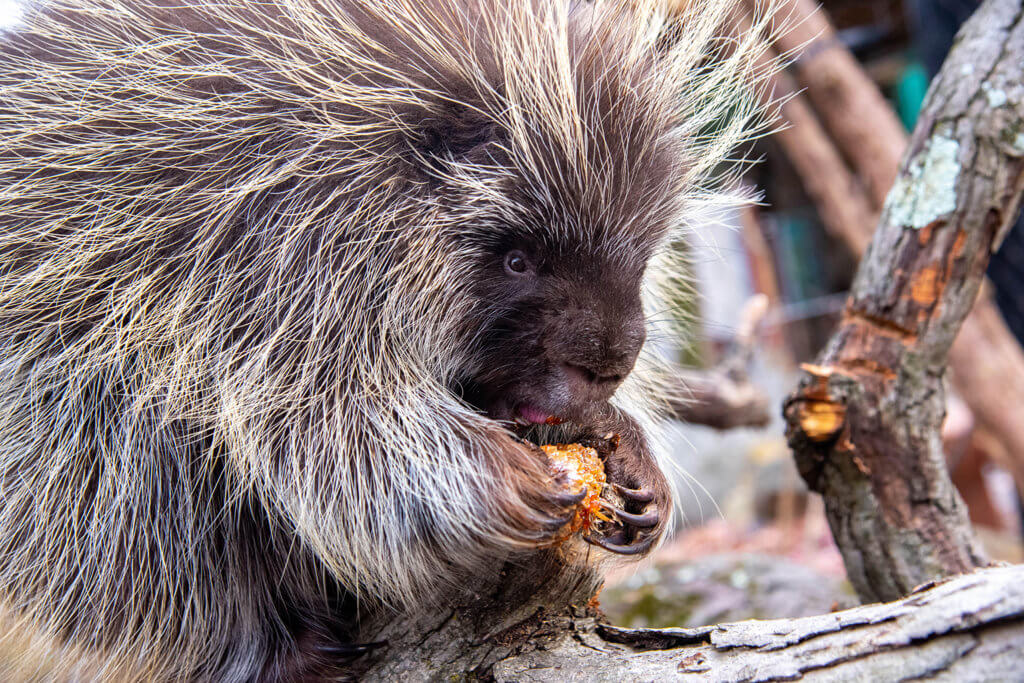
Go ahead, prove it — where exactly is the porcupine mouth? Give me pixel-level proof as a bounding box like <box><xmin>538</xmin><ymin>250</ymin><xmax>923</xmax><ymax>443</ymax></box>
<box><xmin>463</xmin><ymin>383</ymin><xmax>596</xmax><ymax>448</ymax></box>
<box><xmin>454</xmin><ymin>362</ymin><xmax>609</xmax><ymax>446</ymax></box>
<box><xmin>500</xmin><ymin>402</ymin><xmax>577</xmax><ymax>448</ymax></box>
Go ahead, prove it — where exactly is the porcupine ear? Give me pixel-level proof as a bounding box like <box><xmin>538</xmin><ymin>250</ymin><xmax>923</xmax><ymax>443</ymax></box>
<box><xmin>414</xmin><ymin>104</ymin><xmax>508</xmax><ymax>177</ymax></box>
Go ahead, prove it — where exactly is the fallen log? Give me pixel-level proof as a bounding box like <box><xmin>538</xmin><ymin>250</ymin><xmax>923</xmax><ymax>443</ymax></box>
<box><xmin>359</xmin><ymin>564</ymin><xmax>1024</xmax><ymax>681</ymax></box>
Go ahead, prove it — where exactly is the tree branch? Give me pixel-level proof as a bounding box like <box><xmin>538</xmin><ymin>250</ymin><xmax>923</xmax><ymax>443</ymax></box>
<box><xmin>783</xmin><ymin>0</ymin><xmax>1024</xmax><ymax>602</ymax></box>
<box><xmin>667</xmin><ymin>295</ymin><xmax>772</xmax><ymax>430</ymax></box>
<box><xmin>359</xmin><ymin>565</ymin><xmax>1024</xmax><ymax>681</ymax></box>
<box><xmin>766</xmin><ymin>0</ymin><xmax>908</xmax><ymax>210</ymax></box>
<box><xmin>761</xmin><ymin>0</ymin><xmax>1024</xmax><ymax>497</ymax></box>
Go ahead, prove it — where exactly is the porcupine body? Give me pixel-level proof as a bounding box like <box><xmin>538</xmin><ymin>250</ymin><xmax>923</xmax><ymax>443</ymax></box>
<box><xmin>0</xmin><ymin>0</ymin><xmax>770</xmax><ymax>679</ymax></box>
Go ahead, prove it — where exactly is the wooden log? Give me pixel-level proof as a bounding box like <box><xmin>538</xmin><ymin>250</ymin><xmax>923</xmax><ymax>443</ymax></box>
<box><xmin>359</xmin><ymin>564</ymin><xmax>1024</xmax><ymax>680</ymax></box>
<box><xmin>668</xmin><ymin>367</ymin><xmax>771</xmax><ymax>430</ymax></box>
<box><xmin>783</xmin><ymin>0</ymin><xmax>1024</xmax><ymax>603</ymax></box>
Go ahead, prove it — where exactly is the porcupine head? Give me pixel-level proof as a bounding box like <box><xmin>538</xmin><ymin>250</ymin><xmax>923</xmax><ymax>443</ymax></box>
<box><xmin>0</xmin><ymin>0</ymin><xmax>774</xmax><ymax>678</ymax></box>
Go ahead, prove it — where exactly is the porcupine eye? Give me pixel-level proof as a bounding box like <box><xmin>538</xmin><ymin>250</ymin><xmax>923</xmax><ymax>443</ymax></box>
<box><xmin>504</xmin><ymin>250</ymin><xmax>531</xmax><ymax>276</ymax></box>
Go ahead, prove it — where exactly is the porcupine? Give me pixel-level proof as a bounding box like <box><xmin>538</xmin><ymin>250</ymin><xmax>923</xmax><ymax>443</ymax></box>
<box><xmin>0</xmin><ymin>0</ymin><xmax>771</xmax><ymax>679</ymax></box>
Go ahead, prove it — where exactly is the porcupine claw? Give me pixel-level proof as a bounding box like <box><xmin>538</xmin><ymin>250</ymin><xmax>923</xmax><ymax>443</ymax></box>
<box><xmin>611</xmin><ymin>483</ymin><xmax>655</xmax><ymax>504</ymax></box>
<box><xmin>552</xmin><ymin>487</ymin><xmax>588</xmax><ymax>508</ymax></box>
<box><xmin>582</xmin><ymin>484</ymin><xmax>660</xmax><ymax>554</ymax></box>
<box><xmin>605</xmin><ymin>507</ymin><xmax>658</xmax><ymax>528</ymax></box>
<box><xmin>543</xmin><ymin>486</ymin><xmax>588</xmax><ymax>531</ymax></box>
<box><xmin>584</xmin><ymin>530</ymin><xmax>656</xmax><ymax>556</ymax></box>
<box><xmin>315</xmin><ymin>639</ymin><xmax>388</xmax><ymax>657</ymax></box>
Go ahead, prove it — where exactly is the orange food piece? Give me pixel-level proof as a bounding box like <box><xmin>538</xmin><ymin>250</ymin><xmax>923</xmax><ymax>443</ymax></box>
<box><xmin>541</xmin><ymin>443</ymin><xmax>612</xmax><ymax>534</ymax></box>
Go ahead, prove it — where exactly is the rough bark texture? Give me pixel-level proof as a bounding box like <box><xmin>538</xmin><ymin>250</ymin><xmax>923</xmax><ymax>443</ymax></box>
<box><xmin>783</xmin><ymin>0</ymin><xmax>1024</xmax><ymax>603</ymax></box>
<box><xmin>353</xmin><ymin>551</ymin><xmax>604</xmax><ymax>680</ymax></box>
<box><xmin>356</xmin><ymin>564</ymin><xmax>1024</xmax><ymax>681</ymax></box>
<box><xmin>761</xmin><ymin>0</ymin><xmax>1024</xmax><ymax>497</ymax></box>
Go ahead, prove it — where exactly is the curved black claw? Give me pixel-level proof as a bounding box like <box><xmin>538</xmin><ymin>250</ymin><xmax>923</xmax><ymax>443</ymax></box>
<box><xmin>552</xmin><ymin>487</ymin><xmax>588</xmax><ymax>508</ymax></box>
<box><xmin>610</xmin><ymin>508</ymin><xmax>659</xmax><ymax>528</ymax></box>
<box><xmin>541</xmin><ymin>487</ymin><xmax>587</xmax><ymax>532</ymax></box>
<box><xmin>612</xmin><ymin>483</ymin><xmax>655</xmax><ymax>504</ymax></box>
<box><xmin>584</xmin><ymin>531</ymin><xmax>656</xmax><ymax>556</ymax></box>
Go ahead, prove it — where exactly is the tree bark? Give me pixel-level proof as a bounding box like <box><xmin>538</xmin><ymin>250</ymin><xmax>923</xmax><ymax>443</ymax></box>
<box><xmin>768</xmin><ymin>69</ymin><xmax>878</xmax><ymax>255</ymax></box>
<box><xmin>357</xmin><ymin>564</ymin><xmax>1024</xmax><ymax>681</ymax></box>
<box><xmin>760</xmin><ymin>0</ymin><xmax>1024</xmax><ymax>499</ymax></box>
<box><xmin>783</xmin><ymin>0</ymin><xmax>1024</xmax><ymax>603</ymax></box>
<box><xmin>667</xmin><ymin>368</ymin><xmax>771</xmax><ymax>429</ymax></box>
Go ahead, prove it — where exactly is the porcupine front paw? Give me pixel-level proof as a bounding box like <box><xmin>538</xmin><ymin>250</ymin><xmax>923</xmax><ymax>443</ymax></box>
<box><xmin>577</xmin><ymin>410</ymin><xmax>670</xmax><ymax>556</ymax></box>
<box><xmin>501</xmin><ymin>436</ymin><xmax>592</xmax><ymax>546</ymax></box>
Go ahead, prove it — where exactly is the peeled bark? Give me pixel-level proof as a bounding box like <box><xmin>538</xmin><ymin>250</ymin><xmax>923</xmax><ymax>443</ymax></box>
<box><xmin>783</xmin><ymin>0</ymin><xmax>1024</xmax><ymax>603</ymax></box>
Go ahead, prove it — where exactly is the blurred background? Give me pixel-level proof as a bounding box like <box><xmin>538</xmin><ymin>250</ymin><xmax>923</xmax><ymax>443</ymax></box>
<box><xmin>602</xmin><ymin>0</ymin><xmax>1024</xmax><ymax>628</ymax></box>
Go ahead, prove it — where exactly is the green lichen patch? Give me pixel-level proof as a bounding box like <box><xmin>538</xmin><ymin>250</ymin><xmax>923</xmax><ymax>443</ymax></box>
<box><xmin>884</xmin><ymin>135</ymin><xmax>961</xmax><ymax>229</ymax></box>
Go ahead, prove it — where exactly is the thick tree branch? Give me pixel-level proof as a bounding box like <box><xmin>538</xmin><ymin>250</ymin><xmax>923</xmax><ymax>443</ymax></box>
<box><xmin>667</xmin><ymin>295</ymin><xmax>772</xmax><ymax>430</ymax></box>
<box><xmin>760</xmin><ymin>0</ymin><xmax>1024</xmax><ymax>497</ymax></box>
<box><xmin>783</xmin><ymin>0</ymin><xmax>1024</xmax><ymax>603</ymax></box>
<box><xmin>359</xmin><ymin>565</ymin><xmax>1024</xmax><ymax>681</ymax></box>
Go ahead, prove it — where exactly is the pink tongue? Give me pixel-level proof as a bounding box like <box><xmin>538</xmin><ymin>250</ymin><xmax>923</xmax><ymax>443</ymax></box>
<box><xmin>517</xmin><ymin>404</ymin><xmax>550</xmax><ymax>424</ymax></box>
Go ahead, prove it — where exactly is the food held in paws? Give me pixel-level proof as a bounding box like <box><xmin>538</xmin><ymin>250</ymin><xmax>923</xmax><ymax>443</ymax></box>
<box><xmin>541</xmin><ymin>443</ymin><xmax>613</xmax><ymax>533</ymax></box>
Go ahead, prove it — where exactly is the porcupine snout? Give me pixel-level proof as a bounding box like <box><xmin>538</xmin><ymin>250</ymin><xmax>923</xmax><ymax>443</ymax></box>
<box><xmin>547</xmin><ymin>284</ymin><xmax>646</xmax><ymax>406</ymax></box>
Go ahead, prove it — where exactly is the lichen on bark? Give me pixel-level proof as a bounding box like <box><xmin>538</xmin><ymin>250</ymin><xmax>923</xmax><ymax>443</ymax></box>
<box><xmin>884</xmin><ymin>134</ymin><xmax>960</xmax><ymax>229</ymax></box>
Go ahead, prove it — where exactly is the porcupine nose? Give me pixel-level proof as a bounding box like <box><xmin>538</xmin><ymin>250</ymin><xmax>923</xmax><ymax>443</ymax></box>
<box><xmin>560</xmin><ymin>311</ymin><xmax>646</xmax><ymax>402</ymax></box>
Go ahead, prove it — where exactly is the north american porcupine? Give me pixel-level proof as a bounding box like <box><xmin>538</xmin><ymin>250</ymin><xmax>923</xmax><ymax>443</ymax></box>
<box><xmin>0</xmin><ymin>0</ymin><xmax>773</xmax><ymax>679</ymax></box>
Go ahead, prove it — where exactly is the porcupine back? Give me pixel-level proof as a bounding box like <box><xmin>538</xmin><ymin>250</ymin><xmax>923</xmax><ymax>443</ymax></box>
<box><xmin>0</xmin><ymin>0</ymin><xmax>774</xmax><ymax>679</ymax></box>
